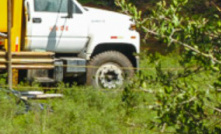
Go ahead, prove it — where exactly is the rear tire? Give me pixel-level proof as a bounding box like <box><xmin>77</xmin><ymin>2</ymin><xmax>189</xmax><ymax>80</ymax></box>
<box><xmin>87</xmin><ymin>51</ymin><xmax>134</xmax><ymax>89</ymax></box>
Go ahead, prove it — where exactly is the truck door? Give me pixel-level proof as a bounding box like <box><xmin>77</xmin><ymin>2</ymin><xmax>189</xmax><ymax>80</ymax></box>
<box><xmin>25</xmin><ymin>0</ymin><xmax>89</xmax><ymax>53</ymax></box>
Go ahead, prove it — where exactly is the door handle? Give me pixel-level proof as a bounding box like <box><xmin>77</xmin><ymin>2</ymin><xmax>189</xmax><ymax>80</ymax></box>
<box><xmin>33</xmin><ymin>18</ymin><xmax>42</xmax><ymax>23</ymax></box>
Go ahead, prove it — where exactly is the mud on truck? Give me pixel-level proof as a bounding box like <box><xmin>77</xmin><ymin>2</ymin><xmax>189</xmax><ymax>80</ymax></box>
<box><xmin>0</xmin><ymin>0</ymin><xmax>140</xmax><ymax>89</ymax></box>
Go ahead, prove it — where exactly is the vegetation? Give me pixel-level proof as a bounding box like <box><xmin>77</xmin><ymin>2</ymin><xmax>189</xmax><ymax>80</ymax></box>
<box><xmin>0</xmin><ymin>55</ymin><xmax>219</xmax><ymax>133</ymax></box>
<box><xmin>0</xmin><ymin>85</ymin><xmax>152</xmax><ymax>133</ymax></box>
<box><xmin>0</xmin><ymin>0</ymin><xmax>221</xmax><ymax>133</ymax></box>
<box><xmin>116</xmin><ymin>0</ymin><xmax>221</xmax><ymax>133</ymax></box>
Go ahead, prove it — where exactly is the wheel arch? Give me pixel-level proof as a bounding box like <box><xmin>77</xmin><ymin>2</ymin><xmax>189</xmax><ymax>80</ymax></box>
<box><xmin>91</xmin><ymin>43</ymin><xmax>138</xmax><ymax>68</ymax></box>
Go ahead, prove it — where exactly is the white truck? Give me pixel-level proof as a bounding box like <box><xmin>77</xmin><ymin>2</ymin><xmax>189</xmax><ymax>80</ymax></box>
<box><xmin>1</xmin><ymin>0</ymin><xmax>140</xmax><ymax>89</ymax></box>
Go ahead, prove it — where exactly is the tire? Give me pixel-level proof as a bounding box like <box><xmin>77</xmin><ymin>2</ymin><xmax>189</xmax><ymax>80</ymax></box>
<box><xmin>87</xmin><ymin>51</ymin><xmax>134</xmax><ymax>89</ymax></box>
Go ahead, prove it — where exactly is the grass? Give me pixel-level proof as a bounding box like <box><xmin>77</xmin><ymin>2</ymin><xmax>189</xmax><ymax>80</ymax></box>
<box><xmin>0</xmin><ymin>86</ymin><xmax>153</xmax><ymax>134</ymax></box>
<box><xmin>0</xmin><ymin>54</ymin><xmax>219</xmax><ymax>134</ymax></box>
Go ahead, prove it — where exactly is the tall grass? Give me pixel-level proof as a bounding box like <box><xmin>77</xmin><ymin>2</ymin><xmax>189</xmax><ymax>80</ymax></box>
<box><xmin>0</xmin><ymin>85</ymin><xmax>153</xmax><ymax>134</ymax></box>
<box><xmin>0</xmin><ymin>55</ymin><xmax>218</xmax><ymax>133</ymax></box>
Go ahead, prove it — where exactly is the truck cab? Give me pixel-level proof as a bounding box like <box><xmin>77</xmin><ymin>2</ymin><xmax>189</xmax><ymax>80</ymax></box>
<box><xmin>25</xmin><ymin>0</ymin><xmax>139</xmax><ymax>58</ymax></box>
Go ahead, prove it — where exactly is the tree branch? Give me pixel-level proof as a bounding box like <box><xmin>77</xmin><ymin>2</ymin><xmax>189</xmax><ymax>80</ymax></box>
<box><xmin>207</xmin><ymin>105</ymin><xmax>221</xmax><ymax>113</ymax></box>
<box><xmin>180</xmin><ymin>97</ymin><xmax>197</xmax><ymax>105</ymax></box>
<box><xmin>211</xmin><ymin>1</ymin><xmax>221</xmax><ymax>12</ymax></box>
<box><xmin>141</xmin><ymin>26</ymin><xmax>221</xmax><ymax>64</ymax></box>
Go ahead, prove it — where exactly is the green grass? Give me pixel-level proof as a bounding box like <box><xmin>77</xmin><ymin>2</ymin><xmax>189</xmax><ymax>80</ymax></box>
<box><xmin>0</xmin><ymin>87</ymin><xmax>154</xmax><ymax>134</ymax></box>
<box><xmin>0</xmin><ymin>55</ymin><xmax>218</xmax><ymax>134</ymax></box>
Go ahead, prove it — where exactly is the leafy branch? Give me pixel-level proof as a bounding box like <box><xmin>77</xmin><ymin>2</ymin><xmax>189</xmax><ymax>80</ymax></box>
<box><xmin>142</xmin><ymin>26</ymin><xmax>221</xmax><ymax>64</ymax></box>
<box><xmin>117</xmin><ymin>0</ymin><xmax>221</xmax><ymax>133</ymax></box>
<box><xmin>117</xmin><ymin>0</ymin><xmax>221</xmax><ymax>66</ymax></box>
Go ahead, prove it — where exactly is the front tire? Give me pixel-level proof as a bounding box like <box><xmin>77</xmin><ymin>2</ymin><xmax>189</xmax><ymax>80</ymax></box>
<box><xmin>87</xmin><ymin>51</ymin><xmax>134</xmax><ymax>89</ymax></box>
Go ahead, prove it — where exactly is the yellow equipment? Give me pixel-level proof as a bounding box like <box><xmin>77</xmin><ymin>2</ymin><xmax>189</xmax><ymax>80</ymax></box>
<box><xmin>0</xmin><ymin>0</ymin><xmax>7</xmax><ymax>32</ymax></box>
<box><xmin>0</xmin><ymin>0</ymin><xmax>23</xmax><ymax>52</ymax></box>
<box><xmin>0</xmin><ymin>0</ymin><xmax>54</xmax><ymax>86</ymax></box>
<box><xmin>0</xmin><ymin>1</ymin><xmax>63</xmax><ymax>100</ymax></box>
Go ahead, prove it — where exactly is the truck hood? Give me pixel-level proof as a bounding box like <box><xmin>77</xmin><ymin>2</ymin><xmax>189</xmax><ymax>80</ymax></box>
<box><xmin>84</xmin><ymin>7</ymin><xmax>132</xmax><ymax>26</ymax></box>
<box><xmin>85</xmin><ymin>7</ymin><xmax>131</xmax><ymax>19</ymax></box>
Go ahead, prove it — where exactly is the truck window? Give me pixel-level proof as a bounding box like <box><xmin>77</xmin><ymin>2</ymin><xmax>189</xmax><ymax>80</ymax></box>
<box><xmin>34</xmin><ymin>0</ymin><xmax>67</xmax><ymax>13</ymax></box>
<box><xmin>34</xmin><ymin>0</ymin><xmax>82</xmax><ymax>14</ymax></box>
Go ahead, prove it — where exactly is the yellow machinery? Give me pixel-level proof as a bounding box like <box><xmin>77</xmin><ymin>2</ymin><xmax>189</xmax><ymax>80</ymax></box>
<box><xmin>0</xmin><ymin>0</ymin><xmax>54</xmax><ymax>86</ymax></box>
<box><xmin>0</xmin><ymin>0</ymin><xmax>23</xmax><ymax>52</ymax></box>
<box><xmin>0</xmin><ymin>0</ymin><xmax>7</xmax><ymax>32</ymax></box>
<box><xmin>0</xmin><ymin>1</ymin><xmax>62</xmax><ymax>101</ymax></box>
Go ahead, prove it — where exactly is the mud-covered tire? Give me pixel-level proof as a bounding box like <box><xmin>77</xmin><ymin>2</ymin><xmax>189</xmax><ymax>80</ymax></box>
<box><xmin>87</xmin><ymin>51</ymin><xmax>134</xmax><ymax>89</ymax></box>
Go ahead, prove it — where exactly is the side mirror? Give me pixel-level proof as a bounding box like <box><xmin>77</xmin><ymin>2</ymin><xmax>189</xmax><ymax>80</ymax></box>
<box><xmin>67</xmin><ymin>0</ymin><xmax>73</xmax><ymax>18</ymax></box>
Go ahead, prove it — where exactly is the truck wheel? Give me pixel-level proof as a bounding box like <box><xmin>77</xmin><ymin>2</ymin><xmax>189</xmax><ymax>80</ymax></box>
<box><xmin>87</xmin><ymin>51</ymin><xmax>134</xmax><ymax>89</ymax></box>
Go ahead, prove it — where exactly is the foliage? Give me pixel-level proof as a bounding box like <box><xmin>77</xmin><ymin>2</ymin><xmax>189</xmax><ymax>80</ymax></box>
<box><xmin>116</xmin><ymin>0</ymin><xmax>221</xmax><ymax>133</ymax></box>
